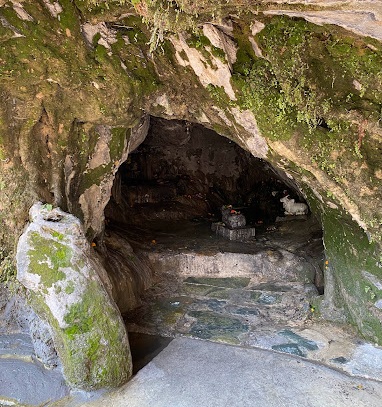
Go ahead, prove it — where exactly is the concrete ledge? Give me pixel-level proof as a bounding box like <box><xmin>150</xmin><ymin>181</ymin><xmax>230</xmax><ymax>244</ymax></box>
<box><xmin>86</xmin><ymin>337</ymin><xmax>382</xmax><ymax>407</ymax></box>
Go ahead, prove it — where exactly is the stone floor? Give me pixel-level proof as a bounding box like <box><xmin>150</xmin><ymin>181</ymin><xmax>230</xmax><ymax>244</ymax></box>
<box><xmin>124</xmin><ymin>275</ymin><xmax>382</xmax><ymax>382</ymax></box>
<box><xmin>0</xmin><ymin>334</ymin><xmax>69</xmax><ymax>406</ymax></box>
<box><xmin>124</xmin><ymin>276</ymin><xmax>315</xmax><ymax>343</ymax></box>
<box><xmin>122</xmin><ymin>216</ymin><xmax>382</xmax><ymax>382</ymax></box>
<box><xmin>77</xmin><ymin>337</ymin><xmax>382</xmax><ymax>407</ymax></box>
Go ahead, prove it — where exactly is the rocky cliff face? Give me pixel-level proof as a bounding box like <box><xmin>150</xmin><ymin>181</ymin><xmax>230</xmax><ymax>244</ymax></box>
<box><xmin>0</xmin><ymin>0</ymin><xmax>382</xmax><ymax>387</ymax></box>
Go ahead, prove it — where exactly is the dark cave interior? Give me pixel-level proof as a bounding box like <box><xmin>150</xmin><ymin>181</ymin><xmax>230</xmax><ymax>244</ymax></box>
<box><xmin>105</xmin><ymin>116</ymin><xmax>309</xmax><ymax>229</ymax></box>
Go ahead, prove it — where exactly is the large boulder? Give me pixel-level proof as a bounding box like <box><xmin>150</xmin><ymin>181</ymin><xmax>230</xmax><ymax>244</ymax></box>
<box><xmin>16</xmin><ymin>203</ymin><xmax>132</xmax><ymax>390</ymax></box>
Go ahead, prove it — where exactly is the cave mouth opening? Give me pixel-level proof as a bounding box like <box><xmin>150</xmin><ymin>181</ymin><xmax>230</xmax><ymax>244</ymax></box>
<box><xmin>104</xmin><ymin>117</ymin><xmax>325</xmax><ymax>370</ymax></box>
<box><xmin>106</xmin><ymin>116</ymin><xmax>311</xmax><ymax>233</ymax></box>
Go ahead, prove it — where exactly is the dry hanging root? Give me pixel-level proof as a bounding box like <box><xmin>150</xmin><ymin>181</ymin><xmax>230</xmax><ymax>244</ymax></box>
<box><xmin>358</xmin><ymin>119</ymin><xmax>367</xmax><ymax>150</ymax></box>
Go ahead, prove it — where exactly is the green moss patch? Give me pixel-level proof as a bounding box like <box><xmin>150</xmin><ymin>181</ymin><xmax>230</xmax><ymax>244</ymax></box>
<box><xmin>322</xmin><ymin>205</ymin><xmax>382</xmax><ymax>343</ymax></box>
<box><xmin>61</xmin><ymin>279</ymin><xmax>132</xmax><ymax>389</ymax></box>
<box><xmin>27</xmin><ymin>232</ymin><xmax>71</xmax><ymax>288</ymax></box>
<box><xmin>0</xmin><ymin>247</ymin><xmax>15</xmax><ymax>283</ymax></box>
<box><xmin>229</xmin><ymin>15</ymin><xmax>382</xmax><ymax>150</ymax></box>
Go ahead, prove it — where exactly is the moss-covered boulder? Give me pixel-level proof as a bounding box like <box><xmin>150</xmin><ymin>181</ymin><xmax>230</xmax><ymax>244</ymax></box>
<box><xmin>16</xmin><ymin>202</ymin><xmax>132</xmax><ymax>390</ymax></box>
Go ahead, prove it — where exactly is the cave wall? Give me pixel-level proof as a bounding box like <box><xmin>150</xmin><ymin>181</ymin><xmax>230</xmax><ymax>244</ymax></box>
<box><xmin>128</xmin><ymin>119</ymin><xmax>256</xmax><ymax>201</ymax></box>
<box><xmin>107</xmin><ymin>117</ymin><xmax>308</xmax><ymax>231</ymax></box>
<box><xmin>0</xmin><ymin>0</ymin><xmax>381</xmax><ymax>372</ymax></box>
<box><xmin>120</xmin><ymin>118</ymin><xmax>287</xmax><ymax>218</ymax></box>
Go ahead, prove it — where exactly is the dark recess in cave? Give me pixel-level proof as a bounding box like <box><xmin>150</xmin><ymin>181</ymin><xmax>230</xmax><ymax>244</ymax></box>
<box><xmin>106</xmin><ymin>116</ymin><xmax>308</xmax><ymax>228</ymax></box>
<box><xmin>104</xmin><ymin>117</ymin><xmax>325</xmax><ymax>293</ymax></box>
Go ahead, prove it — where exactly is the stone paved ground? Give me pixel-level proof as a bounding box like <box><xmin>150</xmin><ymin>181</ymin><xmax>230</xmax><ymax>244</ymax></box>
<box><xmin>122</xmin><ymin>217</ymin><xmax>382</xmax><ymax>382</ymax></box>
<box><xmin>124</xmin><ymin>275</ymin><xmax>382</xmax><ymax>382</ymax></box>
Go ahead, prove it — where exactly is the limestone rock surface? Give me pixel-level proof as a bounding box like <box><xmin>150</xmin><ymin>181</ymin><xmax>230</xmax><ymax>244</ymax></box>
<box><xmin>16</xmin><ymin>203</ymin><xmax>132</xmax><ymax>390</ymax></box>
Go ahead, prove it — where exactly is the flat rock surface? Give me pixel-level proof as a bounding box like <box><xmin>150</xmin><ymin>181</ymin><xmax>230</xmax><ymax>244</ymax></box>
<box><xmin>0</xmin><ymin>358</ymin><xmax>68</xmax><ymax>406</ymax></box>
<box><xmin>0</xmin><ymin>334</ymin><xmax>69</xmax><ymax>406</ymax></box>
<box><xmin>84</xmin><ymin>337</ymin><xmax>382</xmax><ymax>407</ymax></box>
<box><xmin>0</xmin><ymin>333</ymin><xmax>34</xmax><ymax>357</ymax></box>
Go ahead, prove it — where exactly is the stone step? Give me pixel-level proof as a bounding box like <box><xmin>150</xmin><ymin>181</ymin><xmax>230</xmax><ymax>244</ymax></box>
<box><xmin>85</xmin><ymin>337</ymin><xmax>382</xmax><ymax>407</ymax></box>
<box><xmin>142</xmin><ymin>249</ymin><xmax>316</xmax><ymax>285</ymax></box>
<box><xmin>182</xmin><ymin>276</ymin><xmax>318</xmax><ymax>305</ymax></box>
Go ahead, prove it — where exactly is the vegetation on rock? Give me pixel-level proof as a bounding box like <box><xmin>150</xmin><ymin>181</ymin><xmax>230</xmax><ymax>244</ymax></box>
<box><xmin>17</xmin><ymin>204</ymin><xmax>132</xmax><ymax>390</ymax></box>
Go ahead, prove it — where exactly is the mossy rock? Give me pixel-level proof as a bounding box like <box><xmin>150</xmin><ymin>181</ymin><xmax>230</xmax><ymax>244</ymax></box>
<box><xmin>16</xmin><ymin>203</ymin><xmax>132</xmax><ymax>390</ymax></box>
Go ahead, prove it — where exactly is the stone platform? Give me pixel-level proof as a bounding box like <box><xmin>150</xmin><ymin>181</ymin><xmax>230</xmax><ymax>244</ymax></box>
<box><xmin>211</xmin><ymin>222</ymin><xmax>256</xmax><ymax>241</ymax></box>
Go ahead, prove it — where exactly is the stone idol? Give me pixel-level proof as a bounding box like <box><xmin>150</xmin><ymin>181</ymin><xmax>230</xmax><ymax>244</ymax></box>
<box><xmin>212</xmin><ymin>205</ymin><xmax>256</xmax><ymax>241</ymax></box>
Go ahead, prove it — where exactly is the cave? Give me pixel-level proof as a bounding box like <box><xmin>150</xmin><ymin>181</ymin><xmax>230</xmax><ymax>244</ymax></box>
<box><xmin>2</xmin><ymin>1</ymin><xmax>382</xmax><ymax>403</ymax></box>
<box><xmin>102</xmin><ymin>117</ymin><xmax>325</xmax><ymax>364</ymax></box>
<box><xmin>106</xmin><ymin>116</ymin><xmax>307</xmax><ymax>229</ymax></box>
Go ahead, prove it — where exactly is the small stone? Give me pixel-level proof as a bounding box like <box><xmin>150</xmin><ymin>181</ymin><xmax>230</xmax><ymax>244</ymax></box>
<box><xmin>188</xmin><ymin>311</ymin><xmax>248</xmax><ymax>341</ymax></box>
<box><xmin>331</xmin><ymin>356</ymin><xmax>348</xmax><ymax>364</ymax></box>
<box><xmin>272</xmin><ymin>343</ymin><xmax>306</xmax><ymax>357</ymax></box>
<box><xmin>258</xmin><ymin>293</ymin><xmax>280</xmax><ymax>305</ymax></box>
<box><xmin>279</xmin><ymin>330</ymin><xmax>319</xmax><ymax>351</ymax></box>
<box><xmin>232</xmin><ymin>307</ymin><xmax>260</xmax><ymax>316</ymax></box>
<box><xmin>353</xmin><ymin>79</ymin><xmax>362</xmax><ymax>91</ymax></box>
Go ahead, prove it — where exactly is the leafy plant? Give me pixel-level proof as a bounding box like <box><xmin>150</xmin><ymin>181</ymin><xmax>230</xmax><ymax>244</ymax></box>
<box><xmin>0</xmin><ymin>248</ymin><xmax>15</xmax><ymax>283</ymax></box>
<box><xmin>43</xmin><ymin>203</ymin><xmax>53</xmax><ymax>211</ymax></box>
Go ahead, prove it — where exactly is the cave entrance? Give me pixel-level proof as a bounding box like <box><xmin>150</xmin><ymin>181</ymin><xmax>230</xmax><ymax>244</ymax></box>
<box><xmin>104</xmin><ymin>117</ymin><xmax>325</xmax><ymax>371</ymax></box>
<box><xmin>106</xmin><ymin>116</ymin><xmax>307</xmax><ymax>232</ymax></box>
